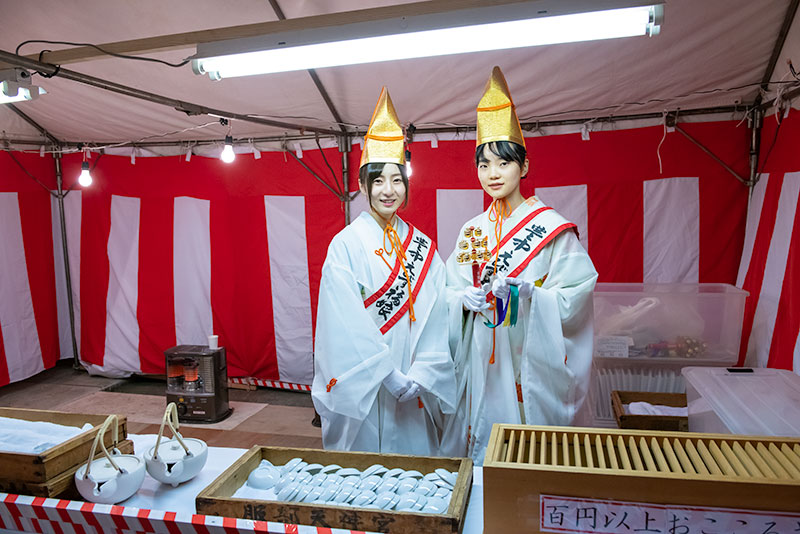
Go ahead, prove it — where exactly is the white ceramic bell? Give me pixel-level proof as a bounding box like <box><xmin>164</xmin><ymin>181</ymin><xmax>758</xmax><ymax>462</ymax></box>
<box><xmin>75</xmin><ymin>415</ymin><xmax>145</xmax><ymax>504</ymax></box>
<box><xmin>144</xmin><ymin>403</ymin><xmax>208</xmax><ymax>487</ymax></box>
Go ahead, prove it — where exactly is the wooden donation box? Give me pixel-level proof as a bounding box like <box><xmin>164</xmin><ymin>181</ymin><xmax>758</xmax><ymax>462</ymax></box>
<box><xmin>196</xmin><ymin>445</ymin><xmax>473</xmax><ymax>534</ymax></box>
<box><xmin>0</xmin><ymin>407</ymin><xmax>132</xmax><ymax>498</ymax></box>
<box><xmin>483</xmin><ymin>424</ymin><xmax>800</xmax><ymax>533</ymax></box>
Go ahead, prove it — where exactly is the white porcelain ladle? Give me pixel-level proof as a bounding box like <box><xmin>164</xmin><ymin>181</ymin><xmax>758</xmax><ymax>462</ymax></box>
<box><xmin>74</xmin><ymin>415</ymin><xmax>145</xmax><ymax>504</ymax></box>
<box><xmin>144</xmin><ymin>403</ymin><xmax>208</xmax><ymax>487</ymax></box>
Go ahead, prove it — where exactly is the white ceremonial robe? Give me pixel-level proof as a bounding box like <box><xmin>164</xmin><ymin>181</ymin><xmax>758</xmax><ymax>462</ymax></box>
<box><xmin>441</xmin><ymin>197</ymin><xmax>598</xmax><ymax>464</ymax></box>
<box><xmin>312</xmin><ymin>212</ymin><xmax>456</xmax><ymax>455</ymax></box>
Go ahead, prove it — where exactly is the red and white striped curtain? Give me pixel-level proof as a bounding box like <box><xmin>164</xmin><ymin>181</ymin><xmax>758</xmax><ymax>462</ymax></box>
<box><xmin>0</xmin><ymin>119</ymin><xmax>753</xmax><ymax>387</ymax></box>
<box><xmin>737</xmin><ymin>107</ymin><xmax>800</xmax><ymax>374</ymax></box>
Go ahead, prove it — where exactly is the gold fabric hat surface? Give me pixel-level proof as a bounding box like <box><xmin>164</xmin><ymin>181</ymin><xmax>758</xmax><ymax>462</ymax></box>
<box><xmin>476</xmin><ymin>66</ymin><xmax>525</xmax><ymax>150</ymax></box>
<box><xmin>360</xmin><ymin>87</ymin><xmax>405</xmax><ymax>169</ymax></box>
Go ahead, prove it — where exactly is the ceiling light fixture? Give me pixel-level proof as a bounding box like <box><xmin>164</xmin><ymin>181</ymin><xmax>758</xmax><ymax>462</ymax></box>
<box><xmin>220</xmin><ymin>135</ymin><xmax>236</xmax><ymax>163</ymax></box>
<box><xmin>78</xmin><ymin>150</ymin><xmax>93</xmax><ymax>187</ymax></box>
<box><xmin>0</xmin><ymin>68</ymin><xmax>46</xmax><ymax>104</ymax></box>
<box><xmin>192</xmin><ymin>0</ymin><xmax>663</xmax><ymax>79</ymax></box>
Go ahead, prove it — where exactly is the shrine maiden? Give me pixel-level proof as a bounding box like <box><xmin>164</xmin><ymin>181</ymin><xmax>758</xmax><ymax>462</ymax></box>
<box><xmin>311</xmin><ymin>88</ymin><xmax>456</xmax><ymax>455</ymax></box>
<box><xmin>441</xmin><ymin>67</ymin><xmax>598</xmax><ymax>463</ymax></box>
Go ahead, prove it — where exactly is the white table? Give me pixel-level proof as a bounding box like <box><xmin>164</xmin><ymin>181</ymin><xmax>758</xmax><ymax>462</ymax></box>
<box><xmin>1</xmin><ymin>434</ymin><xmax>484</xmax><ymax>534</ymax></box>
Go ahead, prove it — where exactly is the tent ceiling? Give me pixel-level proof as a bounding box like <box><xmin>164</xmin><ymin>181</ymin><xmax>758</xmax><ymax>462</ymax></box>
<box><xmin>1</xmin><ymin>0</ymin><xmax>798</xmax><ymax>147</ymax></box>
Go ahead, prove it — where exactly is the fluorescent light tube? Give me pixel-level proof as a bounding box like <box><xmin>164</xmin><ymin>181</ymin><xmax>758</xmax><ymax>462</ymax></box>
<box><xmin>0</xmin><ymin>82</ymin><xmax>46</xmax><ymax>104</ymax></box>
<box><xmin>194</xmin><ymin>5</ymin><xmax>662</xmax><ymax>79</ymax></box>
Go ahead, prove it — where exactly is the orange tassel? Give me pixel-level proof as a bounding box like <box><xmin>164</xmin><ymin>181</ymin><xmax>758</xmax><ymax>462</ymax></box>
<box><xmin>326</xmin><ymin>378</ymin><xmax>337</xmax><ymax>392</ymax></box>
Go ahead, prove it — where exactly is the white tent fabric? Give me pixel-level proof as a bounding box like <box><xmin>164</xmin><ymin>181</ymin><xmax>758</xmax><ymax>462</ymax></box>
<box><xmin>1</xmin><ymin>0</ymin><xmax>797</xmax><ymax>146</ymax></box>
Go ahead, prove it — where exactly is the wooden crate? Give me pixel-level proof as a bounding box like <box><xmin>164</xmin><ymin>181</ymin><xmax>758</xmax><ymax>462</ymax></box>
<box><xmin>0</xmin><ymin>407</ymin><xmax>128</xmax><ymax>483</ymax></box>
<box><xmin>0</xmin><ymin>439</ymin><xmax>134</xmax><ymax>498</ymax></box>
<box><xmin>196</xmin><ymin>446</ymin><xmax>472</xmax><ymax>534</ymax></box>
<box><xmin>611</xmin><ymin>390</ymin><xmax>688</xmax><ymax>431</ymax></box>
<box><xmin>483</xmin><ymin>424</ymin><xmax>800</xmax><ymax>533</ymax></box>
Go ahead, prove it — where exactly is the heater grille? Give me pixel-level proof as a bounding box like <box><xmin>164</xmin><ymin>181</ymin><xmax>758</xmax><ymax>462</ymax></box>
<box><xmin>490</xmin><ymin>427</ymin><xmax>800</xmax><ymax>481</ymax></box>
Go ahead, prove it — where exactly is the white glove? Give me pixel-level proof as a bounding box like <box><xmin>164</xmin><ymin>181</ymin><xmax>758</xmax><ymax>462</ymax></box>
<box><xmin>491</xmin><ymin>274</ymin><xmax>510</xmax><ymax>301</ymax></box>
<box><xmin>506</xmin><ymin>277</ymin><xmax>535</xmax><ymax>298</ymax></box>
<box><xmin>383</xmin><ymin>368</ymin><xmax>413</xmax><ymax>399</ymax></box>
<box><xmin>462</xmin><ymin>284</ymin><xmax>490</xmax><ymax>312</ymax></box>
<box><xmin>397</xmin><ymin>381</ymin><xmax>422</xmax><ymax>403</ymax></box>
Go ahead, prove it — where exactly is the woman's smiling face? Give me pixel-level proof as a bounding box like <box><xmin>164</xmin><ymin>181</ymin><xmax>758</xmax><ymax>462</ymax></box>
<box><xmin>477</xmin><ymin>144</ymin><xmax>528</xmax><ymax>201</ymax></box>
<box><xmin>363</xmin><ymin>163</ymin><xmax>407</xmax><ymax>219</ymax></box>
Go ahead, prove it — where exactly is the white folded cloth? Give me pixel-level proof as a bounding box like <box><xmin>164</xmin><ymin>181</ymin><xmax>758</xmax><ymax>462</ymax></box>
<box><xmin>0</xmin><ymin>416</ymin><xmax>93</xmax><ymax>453</ymax></box>
<box><xmin>625</xmin><ymin>402</ymin><xmax>688</xmax><ymax>417</ymax></box>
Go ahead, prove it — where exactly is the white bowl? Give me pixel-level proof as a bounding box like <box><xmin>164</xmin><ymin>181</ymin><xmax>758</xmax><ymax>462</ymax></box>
<box><xmin>376</xmin><ymin>476</ymin><xmax>399</xmax><ymax>494</ymax></box>
<box><xmin>395</xmin><ymin>479</ymin><xmax>417</xmax><ymax>495</ymax></box>
<box><xmin>337</xmin><ymin>467</ymin><xmax>360</xmax><ymax>477</ymax></box>
<box><xmin>422</xmin><ymin>496</ymin><xmax>449</xmax><ymax>514</ymax></box>
<box><xmin>417</xmin><ymin>480</ymin><xmax>437</xmax><ymax>496</ymax></box>
<box><xmin>383</xmin><ymin>467</ymin><xmax>404</xmax><ymax>479</ymax></box>
<box><xmin>361</xmin><ymin>464</ymin><xmax>386</xmax><ymax>477</ymax></box>
<box><xmin>280</xmin><ymin>457</ymin><xmax>303</xmax><ymax>475</ymax></box>
<box><xmin>319</xmin><ymin>464</ymin><xmax>342</xmax><ymax>474</ymax></box>
<box><xmin>247</xmin><ymin>466</ymin><xmax>280</xmax><ymax>490</ymax></box>
<box><xmin>276</xmin><ymin>481</ymin><xmax>300</xmax><ymax>502</ymax></box>
<box><xmin>398</xmin><ymin>469</ymin><xmax>423</xmax><ymax>479</ymax></box>
<box><xmin>351</xmin><ymin>490</ymin><xmax>377</xmax><ymax>507</ymax></box>
<box><xmin>144</xmin><ymin>438</ymin><xmax>208</xmax><ymax>487</ymax></box>
<box><xmin>374</xmin><ymin>491</ymin><xmax>396</xmax><ymax>510</ymax></box>
<box><xmin>359</xmin><ymin>474</ymin><xmax>382</xmax><ymax>492</ymax></box>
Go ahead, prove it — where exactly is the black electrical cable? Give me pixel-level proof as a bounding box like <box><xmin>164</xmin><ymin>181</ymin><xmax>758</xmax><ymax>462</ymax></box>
<box><xmin>16</xmin><ymin>40</ymin><xmax>191</xmax><ymax>68</ymax></box>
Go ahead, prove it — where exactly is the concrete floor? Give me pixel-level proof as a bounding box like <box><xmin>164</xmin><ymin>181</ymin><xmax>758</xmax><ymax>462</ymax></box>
<box><xmin>0</xmin><ymin>359</ymin><xmax>322</xmax><ymax>450</ymax></box>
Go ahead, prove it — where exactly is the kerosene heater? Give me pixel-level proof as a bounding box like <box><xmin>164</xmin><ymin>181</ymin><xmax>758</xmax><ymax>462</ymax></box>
<box><xmin>165</xmin><ymin>344</ymin><xmax>232</xmax><ymax>423</ymax></box>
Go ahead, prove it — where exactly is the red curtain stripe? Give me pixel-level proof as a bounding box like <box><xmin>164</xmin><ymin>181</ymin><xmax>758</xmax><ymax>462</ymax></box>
<box><xmin>0</xmin><ymin>119</ymin><xmax>757</xmax><ymax>383</ymax></box>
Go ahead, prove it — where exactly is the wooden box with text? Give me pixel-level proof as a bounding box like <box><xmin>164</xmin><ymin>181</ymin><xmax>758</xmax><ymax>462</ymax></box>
<box><xmin>483</xmin><ymin>424</ymin><xmax>800</xmax><ymax>533</ymax></box>
<box><xmin>196</xmin><ymin>445</ymin><xmax>472</xmax><ymax>534</ymax></box>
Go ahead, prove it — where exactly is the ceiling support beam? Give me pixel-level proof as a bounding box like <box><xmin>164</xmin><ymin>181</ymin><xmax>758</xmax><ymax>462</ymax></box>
<box><xmin>0</xmin><ymin>49</ymin><xmax>339</xmax><ymax>136</ymax></box>
<box><xmin>0</xmin><ymin>104</ymin><xmax>748</xmax><ymax>150</ymax></box>
<box><xmin>760</xmin><ymin>0</ymin><xmax>800</xmax><ymax>91</ymax></box>
<box><xmin>7</xmin><ymin>103</ymin><xmax>61</xmax><ymax>145</ymax></box>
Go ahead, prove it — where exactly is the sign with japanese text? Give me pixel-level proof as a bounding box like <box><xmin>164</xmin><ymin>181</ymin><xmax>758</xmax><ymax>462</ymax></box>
<box><xmin>541</xmin><ymin>495</ymin><xmax>800</xmax><ymax>534</ymax></box>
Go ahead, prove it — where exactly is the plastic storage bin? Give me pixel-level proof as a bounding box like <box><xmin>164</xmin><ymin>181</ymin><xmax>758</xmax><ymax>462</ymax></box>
<box><xmin>593</xmin><ymin>283</ymin><xmax>748</xmax><ymax>362</ymax></box>
<box><xmin>682</xmin><ymin>366</ymin><xmax>800</xmax><ymax>436</ymax></box>
<box><xmin>586</xmin><ymin>283</ymin><xmax>748</xmax><ymax>427</ymax></box>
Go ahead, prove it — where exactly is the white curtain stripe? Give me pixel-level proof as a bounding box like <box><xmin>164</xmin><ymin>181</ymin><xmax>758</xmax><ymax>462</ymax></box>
<box><xmin>436</xmin><ymin>189</ymin><xmax>484</xmax><ymax>254</ymax></box>
<box><xmin>643</xmin><ymin>177</ymin><xmax>700</xmax><ymax>283</ymax></box>
<box><xmin>746</xmin><ymin>172</ymin><xmax>800</xmax><ymax>367</ymax></box>
<box><xmin>265</xmin><ymin>196</ymin><xmax>314</xmax><ymax>385</ymax></box>
<box><xmin>535</xmin><ymin>185</ymin><xmax>589</xmax><ymax>251</ymax></box>
<box><xmin>737</xmin><ymin>174</ymin><xmax>769</xmax><ymax>287</ymax></box>
<box><xmin>50</xmin><ymin>191</ymin><xmax>82</xmax><ymax>360</ymax></box>
<box><xmin>173</xmin><ymin>197</ymin><xmax>213</xmax><ymax>345</ymax></box>
<box><xmin>104</xmin><ymin>195</ymin><xmax>141</xmax><ymax>373</ymax></box>
<box><xmin>0</xmin><ymin>193</ymin><xmax>45</xmax><ymax>381</ymax></box>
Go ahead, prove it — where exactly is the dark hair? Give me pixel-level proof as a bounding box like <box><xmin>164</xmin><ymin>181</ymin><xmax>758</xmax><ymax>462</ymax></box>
<box><xmin>359</xmin><ymin>162</ymin><xmax>409</xmax><ymax>209</ymax></box>
<box><xmin>475</xmin><ymin>141</ymin><xmax>528</xmax><ymax>178</ymax></box>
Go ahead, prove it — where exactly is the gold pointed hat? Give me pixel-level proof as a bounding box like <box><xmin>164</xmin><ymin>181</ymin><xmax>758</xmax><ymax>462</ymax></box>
<box><xmin>476</xmin><ymin>66</ymin><xmax>525</xmax><ymax>149</ymax></box>
<box><xmin>360</xmin><ymin>87</ymin><xmax>405</xmax><ymax>169</ymax></box>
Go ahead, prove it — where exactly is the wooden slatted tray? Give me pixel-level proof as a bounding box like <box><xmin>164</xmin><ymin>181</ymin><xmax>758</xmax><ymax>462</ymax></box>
<box><xmin>483</xmin><ymin>424</ymin><xmax>800</xmax><ymax>533</ymax></box>
<box><xmin>196</xmin><ymin>446</ymin><xmax>472</xmax><ymax>534</ymax></box>
<box><xmin>0</xmin><ymin>407</ymin><xmax>128</xmax><ymax>483</ymax></box>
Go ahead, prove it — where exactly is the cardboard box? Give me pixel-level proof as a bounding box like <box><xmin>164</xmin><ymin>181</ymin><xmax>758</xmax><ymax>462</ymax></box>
<box><xmin>483</xmin><ymin>424</ymin><xmax>800</xmax><ymax>533</ymax></box>
<box><xmin>196</xmin><ymin>446</ymin><xmax>472</xmax><ymax>534</ymax></box>
<box><xmin>611</xmin><ymin>390</ymin><xmax>688</xmax><ymax>431</ymax></box>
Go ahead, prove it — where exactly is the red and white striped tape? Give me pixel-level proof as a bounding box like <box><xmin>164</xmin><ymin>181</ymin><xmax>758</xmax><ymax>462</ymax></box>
<box><xmin>230</xmin><ymin>377</ymin><xmax>312</xmax><ymax>392</ymax></box>
<box><xmin>0</xmin><ymin>493</ymin><xmax>375</xmax><ymax>534</ymax></box>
